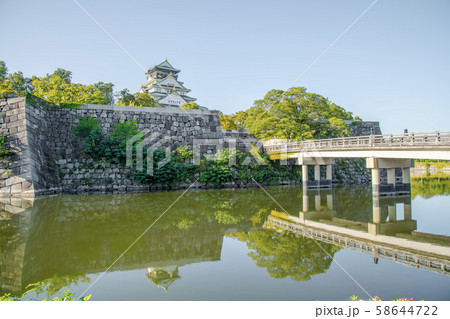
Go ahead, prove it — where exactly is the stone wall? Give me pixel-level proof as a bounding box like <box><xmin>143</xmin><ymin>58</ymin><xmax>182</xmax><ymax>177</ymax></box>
<box><xmin>0</xmin><ymin>97</ymin><xmax>35</xmax><ymax>197</ymax></box>
<box><xmin>0</xmin><ymin>95</ymin><xmax>382</xmax><ymax>196</ymax></box>
<box><xmin>0</xmin><ymin>95</ymin><xmax>262</xmax><ymax>196</ymax></box>
<box><xmin>345</xmin><ymin>120</ymin><xmax>382</xmax><ymax>136</ymax></box>
<box><xmin>336</xmin><ymin>120</ymin><xmax>383</xmax><ymax>184</ymax></box>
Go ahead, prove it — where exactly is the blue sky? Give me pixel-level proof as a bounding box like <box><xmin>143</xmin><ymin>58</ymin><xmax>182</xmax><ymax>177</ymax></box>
<box><xmin>1</xmin><ymin>0</ymin><xmax>449</xmax><ymax>134</ymax></box>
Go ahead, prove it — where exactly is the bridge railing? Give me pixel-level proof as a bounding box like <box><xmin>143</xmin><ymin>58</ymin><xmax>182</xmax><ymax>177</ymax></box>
<box><xmin>263</xmin><ymin>131</ymin><xmax>450</xmax><ymax>153</ymax></box>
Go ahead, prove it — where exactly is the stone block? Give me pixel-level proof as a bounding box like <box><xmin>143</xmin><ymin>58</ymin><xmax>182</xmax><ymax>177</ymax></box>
<box><xmin>9</xmin><ymin>197</ymin><xmax>23</xmax><ymax>208</ymax></box>
<box><xmin>4</xmin><ymin>204</ymin><xmax>24</xmax><ymax>214</ymax></box>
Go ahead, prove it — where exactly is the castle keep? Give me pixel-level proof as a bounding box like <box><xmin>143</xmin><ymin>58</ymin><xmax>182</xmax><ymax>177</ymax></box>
<box><xmin>140</xmin><ymin>59</ymin><xmax>196</xmax><ymax>107</ymax></box>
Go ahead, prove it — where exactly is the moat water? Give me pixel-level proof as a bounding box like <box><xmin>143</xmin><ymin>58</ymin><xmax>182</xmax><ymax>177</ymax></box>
<box><xmin>1</xmin><ymin>175</ymin><xmax>449</xmax><ymax>300</ymax></box>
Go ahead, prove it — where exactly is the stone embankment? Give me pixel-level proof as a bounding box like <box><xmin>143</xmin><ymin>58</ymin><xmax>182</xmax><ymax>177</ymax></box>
<box><xmin>0</xmin><ymin>94</ymin><xmax>381</xmax><ymax>196</ymax></box>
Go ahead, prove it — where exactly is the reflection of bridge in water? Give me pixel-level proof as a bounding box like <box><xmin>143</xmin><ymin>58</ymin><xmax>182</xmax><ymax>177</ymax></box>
<box><xmin>267</xmin><ymin>187</ymin><xmax>450</xmax><ymax>276</ymax></box>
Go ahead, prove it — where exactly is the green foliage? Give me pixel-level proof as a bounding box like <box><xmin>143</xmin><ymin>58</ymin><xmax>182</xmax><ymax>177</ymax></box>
<box><xmin>110</xmin><ymin>120</ymin><xmax>140</xmax><ymax>141</ymax></box>
<box><xmin>32</xmin><ymin>74</ymin><xmax>108</xmax><ymax>105</ymax></box>
<box><xmin>116</xmin><ymin>88</ymin><xmax>135</xmax><ymax>106</ymax></box>
<box><xmin>133</xmin><ymin>147</ymin><xmax>195</xmax><ymax>186</ymax></box>
<box><xmin>132</xmin><ymin>91</ymin><xmax>159</xmax><ymax>107</ymax></box>
<box><xmin>131</xmin><ymin>145</ymin><xmax>301</xmax><ymax>187</ymax></box>
<box><xmin>173</xmin><ymin>145</ymin><xmax>194</xmax><ymax>162</ymax></box>
<box><xmin>93</xmin><ymin>82</ymin><xmax>114</xmax><ymax>104</ymax></box>
<box><xmin>0</xmin><ymin>81</ymin><xmax>15</xmax><ymax>98</ymax></box>
<box><xmin>220</xmin><ymin>111</ymin><xmax>247</xmax><ymax>130</ymax></box>
<box><xmin>180</xmin><ymin>102</ymin><xmax>200</xmax><ymax>109</ymax></box>
<box><xmin>0</xmin><ymin>281</ymin><xmax>91</xmax><ymax>301</ymax></box>
<box><xmin>58</xmin><ymin>103</ymin><xmax>83</xmax><ymax>109</ymax></box>
<box><xmin>415</xmin><ymin>159</ymin><xmax>450</xmax><ymax>169</ymax></box>
<box><xmin>0</xmin><ymin>62</ymin><xmax>110</xmax><ymax>105</ymax></box>
<box><xmin>52</xmin><ymin>68</ymin><xmax>72</xmax><ymax>84</ymax></box>
<box><xmin>0</xmin><ymin>61</ymin><xmax>7</xmax><ymax>82</ymax></box>
<box><xmin>234</xmin><ymin>227</ymin><xmax>340</xmax><ymax>281</ymax></box>
<box><xmin>244</xmin><ymin>87</ymin><xmax>354</xmax><ymax>141</ymax></box>
<box><xmin>199</xmin><ymin>162</ymin><xmax>234</xmax><ymax>185</ymax></box>
<box><xmin>411</xmin><ymin>174</ymin><xmax>450</xmax><ymax>199</ymax></box>
<box><xmin>5</xmin><ymin>71</ymin><xmax>31</xmax><ymax>94</ymax></box>
<box><xmin>73</xmin><ymin>118</ymin><xmax>141</xmax><ymax>165</ymax></box>
<box><xmin>116</xmin><ymin>90</ymin><xmax>159</xmax><ymax>107</ymax></box>
<box><xmin>73</xmin><ymin>117</ymin><xmax>102</xmax><ymax>140</ymax></box>
<box><xmin>215</xmin><ymin>208</ymin><xmax>244</xmax><ymax>224</ymax></box>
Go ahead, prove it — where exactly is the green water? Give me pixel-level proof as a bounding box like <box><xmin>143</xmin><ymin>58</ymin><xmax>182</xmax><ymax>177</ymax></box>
<box><xmin>0</xmin><ymin>179</ymin><xmax>449</xmax><ymax>300</ymax></box>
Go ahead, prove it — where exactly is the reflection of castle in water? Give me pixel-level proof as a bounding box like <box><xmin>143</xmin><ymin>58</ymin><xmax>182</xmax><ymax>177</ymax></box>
<box><xmin>146</xmin><ymin>266</ymin><xmax>180</xmax><ymax>293</ymax></box>
<box><xmin>267</xmin><ymin>186</ymin><xmax>450</xmax><ymax>275</ymax></box>
<box><xmin>1</xmin><ymin>184</ymin><xmax>449</xmax><ymax>296</ymax></box>
<box><xmin>0</xmin><ymin>190</ymin><xmax>267</xmax><ymax>295</ymax></box>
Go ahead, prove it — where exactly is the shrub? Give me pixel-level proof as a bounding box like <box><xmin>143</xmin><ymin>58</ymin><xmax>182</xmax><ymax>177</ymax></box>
<box><xmin>131</xmin><ymin>145</ymin><xmax>302</xmax><ymax>187</ymax></box>
<box><xmin>0</xmin><ymin>281</ymin><xmax>91</xmax><ymax>301</ymax></box>
<box><xmin>73</xmin><ymin>117</ymin><xmax>101</xmax><ymax>140</ymax></box>
<box><xmin>110</xmin><ymin>120</ymin><xmax>140</xmax><ymax>141</ymax></box>
<box><xmin>133</xmin><ymin>148</ymin><xmax>195</xmax><ymax>186</ymax></box>
<box><xmin>199</xmin><ymin>162</ymin><xmax>233</xmax><ymax>186</ymax></box>
<box><xmin>180</xmin><ymin>102</ymin><xmax>200</xmax><ymax>109</ymax></box>
<box><xmin>73</xmin><ymin>118</ymin><xmax>141</xmax><ymax>164</ymax></box>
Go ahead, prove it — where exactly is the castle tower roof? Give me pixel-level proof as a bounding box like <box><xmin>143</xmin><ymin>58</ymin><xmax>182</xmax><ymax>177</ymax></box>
<box><xmin>141</xmin><ymin>59</ymin><xmax>197</xmax><ymax>107</ymax></box>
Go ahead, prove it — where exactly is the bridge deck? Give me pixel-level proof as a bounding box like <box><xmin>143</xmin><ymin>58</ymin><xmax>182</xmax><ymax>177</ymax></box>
<box><xmin>264</xmin><ymin>131</ymin><xmax>450</xmax><ymax>160</ymax></box>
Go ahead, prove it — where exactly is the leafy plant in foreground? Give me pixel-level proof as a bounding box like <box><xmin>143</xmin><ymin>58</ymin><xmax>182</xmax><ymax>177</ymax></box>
<box><xmin>0</xmin><ymin>282</ymin><xmax>91</xmax><ymax>301</ymax></box>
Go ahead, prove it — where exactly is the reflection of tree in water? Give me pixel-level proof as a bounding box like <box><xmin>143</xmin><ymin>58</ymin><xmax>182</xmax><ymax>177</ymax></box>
<box><xmin>231</xmin><ymin>229</ymin><xmax>340</xmax><ymax>281</ymax></box>
<box><xmin>38</xmin><ymin>275</ymin><xmax>90</xmax><ymax>297</ymax></box>
<box><xmin>412</xmin><ymin>175</ymin><xmax>450</xmax><ymax>199</ymax></box>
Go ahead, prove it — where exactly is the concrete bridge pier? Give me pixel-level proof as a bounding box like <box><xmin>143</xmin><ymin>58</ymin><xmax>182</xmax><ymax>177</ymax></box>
<box><xmin>402</xmin><ymin>167</ymin><xmax>411</xmax><ymax>185</ymax></box>
<box><xmin>302</xmin><ymin>165</ymin><xmax>309</xmax><ymax>187</ymax></box>
<box><xmin>299</xmin><ymin>188</ymin><xmax>335</xmax><ymax>222</ymax></box>
<box><xmin>366</xmin><ymin>158</ymin><xmax>414</xmax><ymax>196</ymax></box>
<box><xmin>314</xmin><ymin>165</ymin><xmax>321</xmax><ymax>185</ymax></box>
<box><xmin>298</xmin><ymin>157</ymin><xmax>334</xmax><ymax>189</ymax></box>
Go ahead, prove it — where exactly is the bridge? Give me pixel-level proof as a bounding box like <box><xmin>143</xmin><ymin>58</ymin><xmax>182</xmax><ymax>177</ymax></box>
<box><xmin>263</xmin><ymin>131</ymin><xmax>450</xmax><ymax>195</ymax></box>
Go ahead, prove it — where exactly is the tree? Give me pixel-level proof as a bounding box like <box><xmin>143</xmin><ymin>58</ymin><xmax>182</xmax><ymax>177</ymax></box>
<box><xmin>0</xmin><ymin>61</ymin><xmax>7</xmax><ymax>82</ymax></box>
<box><xmin>6</xmin><ymin>71</ymin><xmax>31</xmax><ymax>94</ymax></box>
<box><xmin>52</xmin><ymin>68</ymin><xmax>72</xmax><ymax>84</ymax></box>
<box><xmin>93</xmin><ymin>82</ymin><xmax>114</xmax><ymax>104</ymax></box>
<box><xmin>245</xmin><ymin>87</ymin><xmax>355</xmax><ymax>141</ymax></box>
<box><xmin>219</xmin><ymin>114</ymin><xmax>237</xmax><ymax>130</ymax></box>
<box><xmin>116</xmin><ymin>90</ymin><xmax>159</xmax><ymax>107</ymax></box>
<box><xmin>31</xmin><ymin>74</ymin><xmax>107</xmax><ymax>105</ymax></box>
<box><xmin>116</xmin><ymin>88</ymin><xmax>135</xmax><ymax>106</ymax></box>
<box><xmin>0</xmin><ymin>61</ymin><xmax>30</xmax><ymax>97</ymax></box>
<box><xmin>180</xmin><ymin>102</ymin><xmax>200</xmax><ymax>109</ymax></box>
<box><xmin>132</xmin><ymin>91</ymin><xmax>159</xmax><ymax>107</ymax></box>
<box><xmin>220</xmin><ymin>110</ymin><xmax>247</xmax><ymax>130</ymax></box>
